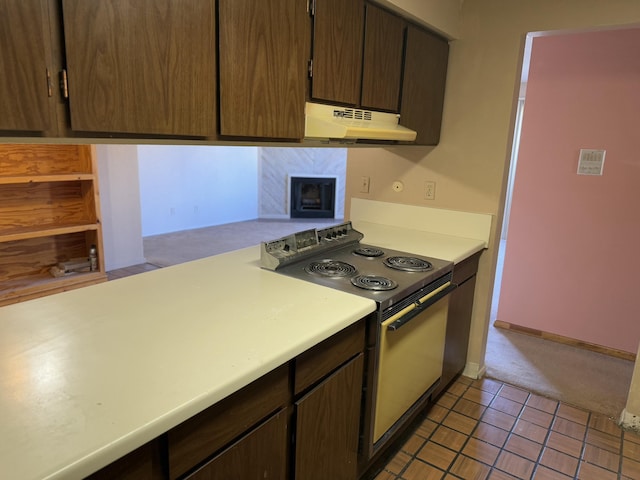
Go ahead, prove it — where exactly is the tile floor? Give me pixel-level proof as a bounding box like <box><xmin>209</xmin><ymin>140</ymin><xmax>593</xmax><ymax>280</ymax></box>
<box><xmin>374</xmin><ymin>376</ymin><xmax>640</xmax><ymax>480</ymax></box>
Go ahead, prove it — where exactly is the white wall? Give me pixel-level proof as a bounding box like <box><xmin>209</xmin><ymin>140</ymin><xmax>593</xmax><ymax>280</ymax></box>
<box><xmin>138</xmin><ymin>146</ymin><xmax>259</xmax><ymax>236</ymax></box>
<box><xmin>96</xmin><ymin>145</ymin><xmax>146</xmax><ymax>271</ymax></box>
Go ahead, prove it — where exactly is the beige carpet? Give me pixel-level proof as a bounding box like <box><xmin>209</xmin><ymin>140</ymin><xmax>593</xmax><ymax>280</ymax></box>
<box><xmin>143</xmin><ymin>221</ymin><xmax>634</xmax><ymax>419</ymax></box>
<box><xmin>485</xmin><ymin>325</ymin><xmax>633</xmax><ymax>419</ymax></box>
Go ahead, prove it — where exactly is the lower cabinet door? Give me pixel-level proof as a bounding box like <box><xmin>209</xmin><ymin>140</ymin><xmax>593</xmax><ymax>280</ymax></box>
<box><xmin>185</xmin><ymin>409</ymin><xmax>288</xmax><ymax>480</ymax></box>
<box><xmin>295</xmin><ymin>353</ymin><xmax>364</xmax><ymax>480</ymax></box>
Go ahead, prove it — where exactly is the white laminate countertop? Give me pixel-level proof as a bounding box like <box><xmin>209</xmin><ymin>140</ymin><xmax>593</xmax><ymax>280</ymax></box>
<box><xmin>0</xmin><ymin>247</ymin><xmax>375</xmax><ymax>480</ymax></box>
<box><xmin>0</xmin><ymin>222</ymin><xmax>486</xmax><ymax>480</ymax></box>
<box><xmin>356</xmin><ymin>221</ymin><xmax>486</xmax><ymax>264</ymax></box>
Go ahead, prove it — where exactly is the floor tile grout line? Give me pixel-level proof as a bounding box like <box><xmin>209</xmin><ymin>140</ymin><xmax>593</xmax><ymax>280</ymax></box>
<box><xmin>380</xmin><ymin>376</ymin><xmax>636</xmax><ymax>480</ymax></box>
<box><xmin>531</xmin><ymin>395</ymin><xmax>570</xmax><ymax>479</ymax></box>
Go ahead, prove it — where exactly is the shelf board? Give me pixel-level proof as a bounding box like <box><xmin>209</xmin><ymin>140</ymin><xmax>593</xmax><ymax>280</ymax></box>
<box><xmin>0</xmin><ymin>271</ymin><xmax>107</xmax><ymax>306</ymax></box>
<box><xmin>0</xmin><ymin>223</ymin><xmax>99</xmax><ymax>243</ymax></box>
<box><xmin>0</xmin><ymin>173</ymin><xmax>94</xmax><ymax>185</ymax></box>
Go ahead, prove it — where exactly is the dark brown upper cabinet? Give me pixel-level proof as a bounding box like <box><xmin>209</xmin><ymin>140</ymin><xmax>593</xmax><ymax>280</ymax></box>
<box><xmin>310</xmin><ymin>0</ymin><xmax>365</xmax><ymax>106</ymax></box>
<box><xmin>400</xmin><ymin>25</ymin><xmax>449</xmax><ymax>145</ymax></box>
<box><xmin>218</xmin><ymin>0</ymin><xmax>308</xmax><ymax>140</ymax></box>
<box><xmin>0</xmin><ymin>0</ymin><xmax>57</xmax><ymax>135</ymax></box>
<box><xmin>60</xmin><ymin>0</ymin><xmax>217</xmax><ymax>137</ymax></box>
<box><xmin>360</xmin><ymin>3</ymin><xmax>405</xmax><ymax>113</ymax></box>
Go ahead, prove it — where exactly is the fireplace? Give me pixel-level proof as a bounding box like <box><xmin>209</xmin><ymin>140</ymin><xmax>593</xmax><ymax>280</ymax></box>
<box><xmin>290</xmin><ymin>176</ymin><xmax>336</xmax><ymax>218</ymax></box>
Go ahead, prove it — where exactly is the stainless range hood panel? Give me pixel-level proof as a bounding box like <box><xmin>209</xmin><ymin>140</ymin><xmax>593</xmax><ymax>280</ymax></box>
<box><xmin>304</xmin><ymin>102</ymin><xmax>417</xmax><ymax>142</ymax></box>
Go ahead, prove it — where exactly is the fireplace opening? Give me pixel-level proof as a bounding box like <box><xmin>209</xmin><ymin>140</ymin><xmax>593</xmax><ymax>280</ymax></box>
<box><xmin>290</xmin><ymin>176</ymin><xmax>336</xmax><ymax>218</ymax></box>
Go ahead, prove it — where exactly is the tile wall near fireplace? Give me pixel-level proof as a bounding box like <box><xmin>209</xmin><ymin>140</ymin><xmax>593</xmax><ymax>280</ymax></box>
<box><xmin>259</xmin><ymin>147</ymin><xmax>347</xmax><ymax>220</ymax></box>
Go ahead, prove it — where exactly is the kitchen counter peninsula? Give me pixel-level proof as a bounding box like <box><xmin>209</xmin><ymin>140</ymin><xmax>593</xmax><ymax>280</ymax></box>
<box><xmin>0</xmin><ymin>247</ymin><xmax>375</xmax><ymax>480</ymax></box>
<box><xmin>0</xmin><ymin>216</ymin><xmax>488</xmax><ymax>480</ymax></box>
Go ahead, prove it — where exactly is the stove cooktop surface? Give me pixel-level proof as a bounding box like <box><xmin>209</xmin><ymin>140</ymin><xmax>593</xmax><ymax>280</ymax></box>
<box><xmin>275</xmin><ymin>241</ymin><xmax>453</xmax><ymax>308</ymax></box>
<box><xmin>260</xmin><ymin>221</ymin><xmax>453</xmax><ymax>310</ymax></box>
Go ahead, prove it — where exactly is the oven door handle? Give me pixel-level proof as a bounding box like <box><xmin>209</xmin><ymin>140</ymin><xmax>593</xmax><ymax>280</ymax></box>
<box><xmin>385</xmin><ymin>282</ymin><xmax>456</xmax><ymax>331</ymax></box>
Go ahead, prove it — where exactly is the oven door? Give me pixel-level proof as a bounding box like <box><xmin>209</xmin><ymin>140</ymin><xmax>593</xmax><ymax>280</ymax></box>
<box><xmin>373</xmin><ymin>282</ymin><xmax>451</xmax><ymax>443</ymax></box>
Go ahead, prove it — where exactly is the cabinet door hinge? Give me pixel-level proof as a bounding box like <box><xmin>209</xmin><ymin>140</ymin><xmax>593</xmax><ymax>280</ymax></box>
<box><xmin>308</xmin><ymin>0</ymin><xmax>316</xmax><ymax>16</ymax></box>
<box><xmin>46</xmin><ymin>68</ymin><xmax>53</xmax><ymax>97</ymax></box>
<box><xmin>308</xmin><ymin>59</ymin><xmax>313</xmax><ymax>78</ymax></box>
<box><xmin>59</xmin><ymin>69</ymin><xmax>69</xmax><ymax>99</ymax></box>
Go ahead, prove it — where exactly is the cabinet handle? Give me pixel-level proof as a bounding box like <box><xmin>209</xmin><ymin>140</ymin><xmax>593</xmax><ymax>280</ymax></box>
<box><xmin>59</xmin><ymin>69</ymin><xmax>69</xmax><ymax>99</ymax></box>
<box><xmin>385</xmin><ymin>282</ymin><xmax>456</xmax><ymax>331</ymax></box>
<box><xmin>46</xmin><ymin>68</ymin><xmax>52</xmax><ymax>97</ymax></box>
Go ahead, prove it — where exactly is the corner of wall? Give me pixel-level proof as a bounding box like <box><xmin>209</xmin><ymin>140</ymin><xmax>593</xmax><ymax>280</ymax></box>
<box><xmin>619</xmin><ymin>408</ymin><xmax>640</xmax><ymax>433</ymax></box>
<box><xmin>462</xmin><ymin>362</ymin><xmax>486</xmax><ymax>380</ymax></box>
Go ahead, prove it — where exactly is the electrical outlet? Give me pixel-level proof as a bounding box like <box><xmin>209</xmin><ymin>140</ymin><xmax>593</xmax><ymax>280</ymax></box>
<box><xmin>360</xmin><ymin>176</ymin><xmax>370</xmax><ymax>193</ymax></box>
<box><xmin>425</xmin><ymin>181</ymin><xmax>436</xmax><ymax>200</ymax></box>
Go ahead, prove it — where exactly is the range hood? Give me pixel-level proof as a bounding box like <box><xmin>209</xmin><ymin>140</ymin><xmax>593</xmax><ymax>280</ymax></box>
<box><xmin>304</xmin><ymin>102</ymin><xmax>417</xmax><ymax>142</ymax></box>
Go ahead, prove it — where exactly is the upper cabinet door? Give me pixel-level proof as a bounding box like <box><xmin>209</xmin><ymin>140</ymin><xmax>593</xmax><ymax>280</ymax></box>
<box><xmin>360</xmin><ymin>4</ymin><xmax>404</xmax><ymax>112</ymax></box>
<box><xmin>60</xmin><ymin>0</ymin><xmax>216</xmax><ymax>137</ymax></box>
<box><xmin>311</xmin><ymin>0</ymin><xmax>364</xmax><ymax>106</ymax></box>
<box><xmin>400</xmin><ymin>25</ymin><xmax>449</xmax><ymax>145</ymax></box>
<box><xmin>218</xmin><ymin>0</ymin><xmax>308</xmax><ymax>140</ymax></box>
<box><xmin>0</xmin><ymin>0</ymin><xmax>56</xmax><ymax>133</ymax></box>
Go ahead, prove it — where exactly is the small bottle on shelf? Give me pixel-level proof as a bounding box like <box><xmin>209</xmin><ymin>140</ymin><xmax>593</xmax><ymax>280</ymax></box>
<box><xmin>89</xmin><ymin>244</ymin><xmax>98</xmax><ymax>272</ymax></box>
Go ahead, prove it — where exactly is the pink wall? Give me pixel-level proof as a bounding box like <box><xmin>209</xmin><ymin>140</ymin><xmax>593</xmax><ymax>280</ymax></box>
<box><xmin>497</xmin><ymin>28</ymin><xmax>640</xmax><ymax>354</ymax></box>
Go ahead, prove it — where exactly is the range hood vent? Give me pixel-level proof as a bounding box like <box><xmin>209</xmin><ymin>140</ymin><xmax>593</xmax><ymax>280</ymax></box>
<box><xmin>304</xmin><ymin>102</ymin><xmax>417</xmax><ymax>142</ymax></box>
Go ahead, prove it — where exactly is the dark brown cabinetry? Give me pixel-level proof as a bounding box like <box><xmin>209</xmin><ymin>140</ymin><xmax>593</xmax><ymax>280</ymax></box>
<box><xmin>295</xmin><ymin>354</ymin><xmax>363</xmax><ymax>480</ymax></box>
<box><xmin>185</xmin><ymin>411</ymin><xmax>289</xmax><ymax>480</ymax></box>
<box><xmin>84</xmin><ymin>440</ymin><xmax>165</xmax><ymax>480</ymax></box>
<box><xmin>0</xmin><ymin>0</ymin><xmax>57</xmax><ymax>135</ymax></box>
<box><xmin>434</xmin><ymin>252</ymin><xmax>481</xmax><ymax>397</ymax></box>
<box><xmin>218</xmin><ymin>0</ymin><xmax>308</xmax><ymax>140</ymax></box>
<box><xmin>310</xmin><ymin>2</ymin><xmax>449</xmax><ymax>144</ymax></box>
<box><xmin>1</xmin><ymin>0</ymin><xmax>448</xmax><ymax>144</ymax></box>
<box><xmin>60</xmin><ymin>0</ymin><xmax>217</xmax><ymax>137</ymax></box>
<box><xmin>360</xmin><ymin>3</ymin><xmax>405</xmax><ymax>112</ymax></box>
<box><xmin>310</xmin><ymin>0</ymin><xmax>364</xmax><ymax>106</ymax></box>
<box><xmin>167</xmin><ymin>365</ymin><xmax>290</xmax><ymax>479</ymax></box>
<box><xmin>294</xmin><ymin>320</ymin><xmax>365</xmax><ymax>480</ymax></box>
<box><xmin>400</xmin><ymin>25</ymin><xmax>449</xmax><ymax>145</ymax></box>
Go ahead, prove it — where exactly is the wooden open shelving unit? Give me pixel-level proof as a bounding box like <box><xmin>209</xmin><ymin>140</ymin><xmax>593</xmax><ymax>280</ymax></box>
<box><xmin>0</xmin><ymin>144</ymin><xmax>107</xmax><ymax>306</ymax></box>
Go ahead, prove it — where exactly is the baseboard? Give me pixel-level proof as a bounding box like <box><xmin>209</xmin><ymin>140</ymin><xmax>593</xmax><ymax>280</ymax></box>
<box><xmin>494</xmin><ymin>320</ymin><xmax>636</xmax><ymax>362</ymax></box>
<box><xmin>462</xmin><ymin>362</ymin><xmax>487</xmax><ymax>380</ymax></box>
<box><xmin>620</xmin><ymin>408</ymin><xmax>640</xmax><ymax>432</ymax></box>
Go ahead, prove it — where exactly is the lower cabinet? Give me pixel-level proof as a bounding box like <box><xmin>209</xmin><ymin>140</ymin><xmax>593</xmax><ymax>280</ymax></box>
<box><xmin>295</xmin><ymin>353</ymin><xmax>364</xmax><ymax>480</ymax></box>
<box><xmin>433</xmin><ymin>252</ymin><xmax>481</xmax><ymax>397</ymax></box>
<box><xmin>167</xmin><ymin>365</ymin><xmax>290</xmax><ymax>479</ymax></box>
<box><xmin>185</xmin><ymin>409</ymin><xmax>288</xmax><ymax>480</ymax></box>
<box><xmin>84</xmin><ymin>439</ymin><xmax>165</xmax><ymax>480</ymax></box>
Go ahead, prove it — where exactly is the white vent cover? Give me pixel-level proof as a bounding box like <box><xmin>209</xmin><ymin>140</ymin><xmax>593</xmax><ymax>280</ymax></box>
<box><xmin>305</xmin><ymin>102</ymin><xmax>417</xmax><ymax>142</ymax></box>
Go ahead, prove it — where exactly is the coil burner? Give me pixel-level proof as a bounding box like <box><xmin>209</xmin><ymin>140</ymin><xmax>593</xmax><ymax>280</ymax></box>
<box><xmin>304</xmin><ymin>260</ymin><xmax>357</xmax><ymax>277</ymax></box>
<box><xmin>383</xmin><ymin>256</ymin><xmax>433</xmax><ymax>272</ymax></box>
<box><xmin>353</xmin><ymin>247</ymin><xmax>385</xmax><ymax>258</ymax></box>
<box><xmin>350</xmin><ymin>275</ymin><xmax>398</xmax><ymax>291</ymax></box>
